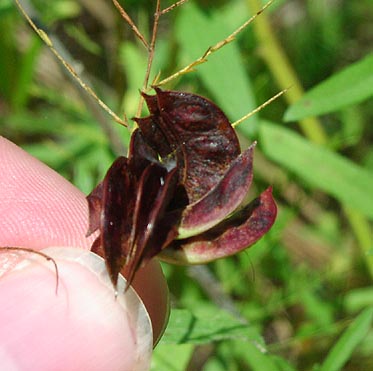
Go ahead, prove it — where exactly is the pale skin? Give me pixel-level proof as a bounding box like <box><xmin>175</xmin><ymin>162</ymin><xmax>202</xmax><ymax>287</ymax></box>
<box><xmin>0</xmin><ymin>136</ymin><xmax>169</xmax><ymax>370</ymax></box>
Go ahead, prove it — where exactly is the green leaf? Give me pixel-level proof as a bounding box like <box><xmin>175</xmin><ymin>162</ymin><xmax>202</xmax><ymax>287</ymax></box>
<box><xmin>161</xmin><ymin>306</ymin><xmax>263</xmax><ymax>345</ymax></box>
<box><xmin>284</xmin><ymin>53</ymin><xmax>373</xmax><ymax>121</ymax></box>
<box><xmin>319</xmin><ymin>307</ymin><xmax>373</xmax><ymax>371</ymax></box>
<box><xmin>64</xmin><ymin>24</ymin><xmax>101</xmax><ymax>55</ymax></box>
<box><xmin>12</xmin><ymin>36</ymin><xmax>42</xmax><ymax>110</ymax></box>
<box><xmin>236</xmin><ymin>342</ymin><xmax>282</xmax><ymax>371</ymax></box>
<box><xmin>344</xmin><ymin>287</ymin><xmax>373</xmax><ymax>314</ymax></box>
<box><xmin>271</xmin><ymin>355</ymin><xmax>299</xmax><ymax>371</ymax></box>
<box><xmin>203</xmin><ymin>359</ymin><xmax>228</xmax><ymax>371</ymax></box>
<box><xmin>0</xmin><ymin>0</ymin><xmax>13</xmax><ymax>14</ymax></box>
<box><xmin>151</xmin><ymin>344</ymin><xmax>194</xmax><ymax>371</ymax></box>
<box><xmin>260</xmin><ymin>122</ymin><xmax>373</xmax><ymax>219</ymax></box>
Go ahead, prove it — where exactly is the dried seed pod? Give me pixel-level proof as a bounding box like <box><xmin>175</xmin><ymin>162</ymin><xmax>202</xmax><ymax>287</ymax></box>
<box><xmin>87</xmin><ymin>89</ymin><xmax>277</xmax><ymax>290</ymax></box>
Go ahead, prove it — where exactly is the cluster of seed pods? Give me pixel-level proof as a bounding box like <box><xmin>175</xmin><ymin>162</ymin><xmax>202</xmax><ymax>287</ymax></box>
<box><xmin>87</xmin><ymin>88</ymin><xmax>277</xmax><ymax>289</ymax></box>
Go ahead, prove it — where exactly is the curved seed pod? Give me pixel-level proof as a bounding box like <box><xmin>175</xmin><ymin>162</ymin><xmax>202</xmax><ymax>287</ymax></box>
<box><xmin>135</xmin><ymin>88</ymin><xmax>240</xmax><ymax>202</ymax></box>
<box><xmin>178</xmin><ymin>144</ymin><xmax>255</xmax><ymax>239</ymax></box>
<box><xmin>159</xmin><ymin>187</ymin><xmax>277</xmax><ymax>264</ymax></box>
<box><xmin>128</xmin><ymin>129</ymin><xmax>160</xmax><ymax>175</ymax></box>
<box><xmin>122</xmin><ymin>164</ymin><xmax>179</xmax><ymax>286</ymax></box>
<box><xmin>98</xmin><ymin>156</ymin><xmax>135</xmax><ymax>289</ymax></box>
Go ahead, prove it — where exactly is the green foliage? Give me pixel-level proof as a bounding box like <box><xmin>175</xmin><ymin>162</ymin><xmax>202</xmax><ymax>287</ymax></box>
<box><xmin>260</xmin><ymin>122</ymin><xmax>373</xmax><ymax>219</ymax></box>
<box><xmin>161</xmin><ymin>306</ymin><xmax>263</xmax><ymax>345</ymax></box>
<box><xmin>2</xmin><ymin>0</ymin><xmax>373</xmax><ymax>370</ymax></box>
<box><xmin>318</xmin><ymin>307</ymin><xmax>373</xmax><ymax>371</ymax></box>
<box><xmin>284</xmin><ymin>54</ymin><xmax>373</xmax><ymax>121</ymax></box>
<box><xmin>151</xmin><ymin>343</ymin><xmax>194</xmax><ymax>371</ymax></box>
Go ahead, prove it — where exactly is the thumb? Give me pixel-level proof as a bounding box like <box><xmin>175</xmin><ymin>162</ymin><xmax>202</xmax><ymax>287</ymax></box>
<box><xmin>0</xmin><ymin>247</ymin><xmax>153</xmax><ymax>371</ymax></box>
<box><xmin>0</xmin><ymin>136</ymin><xmax>169</xmax><ymax>344</ymax></box>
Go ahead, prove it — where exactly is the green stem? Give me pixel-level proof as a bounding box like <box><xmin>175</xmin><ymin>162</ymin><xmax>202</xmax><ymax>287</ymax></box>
<box><xmin>247</xmin><ymin>0</ymin><xmax>373</xmax><ymax>279</ymax></box>
<box><xmin>344</xmin><ymin>207</ymin><xmax>373</xmax><ymax>277</ymax></box>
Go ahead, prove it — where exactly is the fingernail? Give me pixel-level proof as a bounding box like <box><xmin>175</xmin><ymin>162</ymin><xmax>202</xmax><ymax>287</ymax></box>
<box><xmin>44</xmin><ymin>247</ymin><xmax>153</xmax><ymax>371</ymax></box>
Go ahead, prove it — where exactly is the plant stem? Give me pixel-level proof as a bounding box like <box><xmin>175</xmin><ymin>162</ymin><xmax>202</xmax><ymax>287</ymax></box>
<box><xmin>344</xmin><ymin>207</ymin><xmax>373</xmax><ymax>277</ymax></box>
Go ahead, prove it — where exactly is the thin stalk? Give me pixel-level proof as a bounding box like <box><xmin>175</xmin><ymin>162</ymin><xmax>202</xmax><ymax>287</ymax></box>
<box><xmin>112</xmin><ymin>0</ymin><xmax>149</xmax><ymax>49</ymax></box>
<box><xmin>232</xmin><ymin>87</ymin><xmax>289</xmax><ymax>127</ymax></box>
<box><xmin>15</xmin><ymin>0</ymin><xmax>127</xmax><ymax>128</ymax></box>
<box><xmin>136</xmin><ymin>0</ymin><xmax>162</xmax><ymax>117</ymax></box>
<box><xmin>160</xmin><ymin>0</ymin><xmax>189</xmax><ymax>15</ymax></box>
<box><xmin>157</xmin><ymin>0</ymin><xmax>274</xmax><ymax>87</ymax></box>
<box><xmin>344</xmin><ymin>207</ymin><xmax>373</xmax><ymax>278</ymax></box>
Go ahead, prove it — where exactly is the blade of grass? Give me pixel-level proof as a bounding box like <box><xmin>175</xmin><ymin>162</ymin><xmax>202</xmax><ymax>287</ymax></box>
<box><xmin>260</xmin><ymin>122</ymin><xmax>373</xmax><ymax>219</ymax></box>
<box><xmin>319</xmin><ymin>307</ymin><xmax>373</xmax><ymax>371</ymax></box>
<box><xmin>284</xmin><ymin>54</ymin><xmax>373</xmax><ymax>121</ymax></box>
<box><xmin>343</xmin><ymin>207</ymin><xmax>373</xmax><ymax>277</ymax></box>
<box><xmin>12</xmin><ymin>35</ymin><xmax>42</xmax><ymax>110</ymax></box>
<box><xmin>260</xmin><ymin>121</ymin><xmax>373</xmax><ymax>277</ymax></box>
<box><xmin>238</xmin><ymin>341</ymin><xmax>282</xmax><ymax>371</ymax></box>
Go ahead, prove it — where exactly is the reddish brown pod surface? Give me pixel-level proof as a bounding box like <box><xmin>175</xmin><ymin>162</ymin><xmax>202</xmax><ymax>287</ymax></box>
<box><xmin>87</xmin><ymin>89</ymin><xmax>277</xmax><ymax>290</ymax></box>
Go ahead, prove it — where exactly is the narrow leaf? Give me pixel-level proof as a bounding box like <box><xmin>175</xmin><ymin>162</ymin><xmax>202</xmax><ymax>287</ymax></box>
<box><xmin>238</xmin><ymin>342</ymin><xmax>281</xmax><ymax>371</ymax></box>
<box><xmin>284</xmin><ymin>54</ymin><xmax>373</xmax><ymax>120</ymax></box>
<box><xmin>260</xmin><ymin>122</ymin><xmax>373</xmax><ymax>219</ymax></box>
<box><xmin>319</xmin><ymin>307</ymin><xmax>373</xmax><ymax>371</ymax></box>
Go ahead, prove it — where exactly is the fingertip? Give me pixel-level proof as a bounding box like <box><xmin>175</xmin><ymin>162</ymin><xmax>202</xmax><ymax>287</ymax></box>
<box><xmin>0</xmin><ymin>137</ymin><xmax>170</xmax><ymax>354</ymax></box>
<box><xmin>0</xmin><ymin>247</ymin><xmax>153</xmax><ymax>371</ymax></box>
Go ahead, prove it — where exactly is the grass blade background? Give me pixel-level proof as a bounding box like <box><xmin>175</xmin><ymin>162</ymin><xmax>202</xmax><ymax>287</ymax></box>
<box><xmin>319</xmin><ymin>307</ymin><xmax>373</xmax><ymax>371</ymax></box>
<box><xmin>284</xmin><ymin>53</ymin><xmax>373</xmax><ymax>121</ymax></box>
<box><xmin>151</xmin><ymin>344</ymin><xmax>194</xmax><ymax>371</ymax></box>
<box><xmin>239</xmin><ymin>342</ymin><xmax>282</xmax><ymax>371</ymax></box>
<box><xmin>260</xmin><ymin>121</ymin><xmax>373</xmax><ymax>219</ymax></box>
